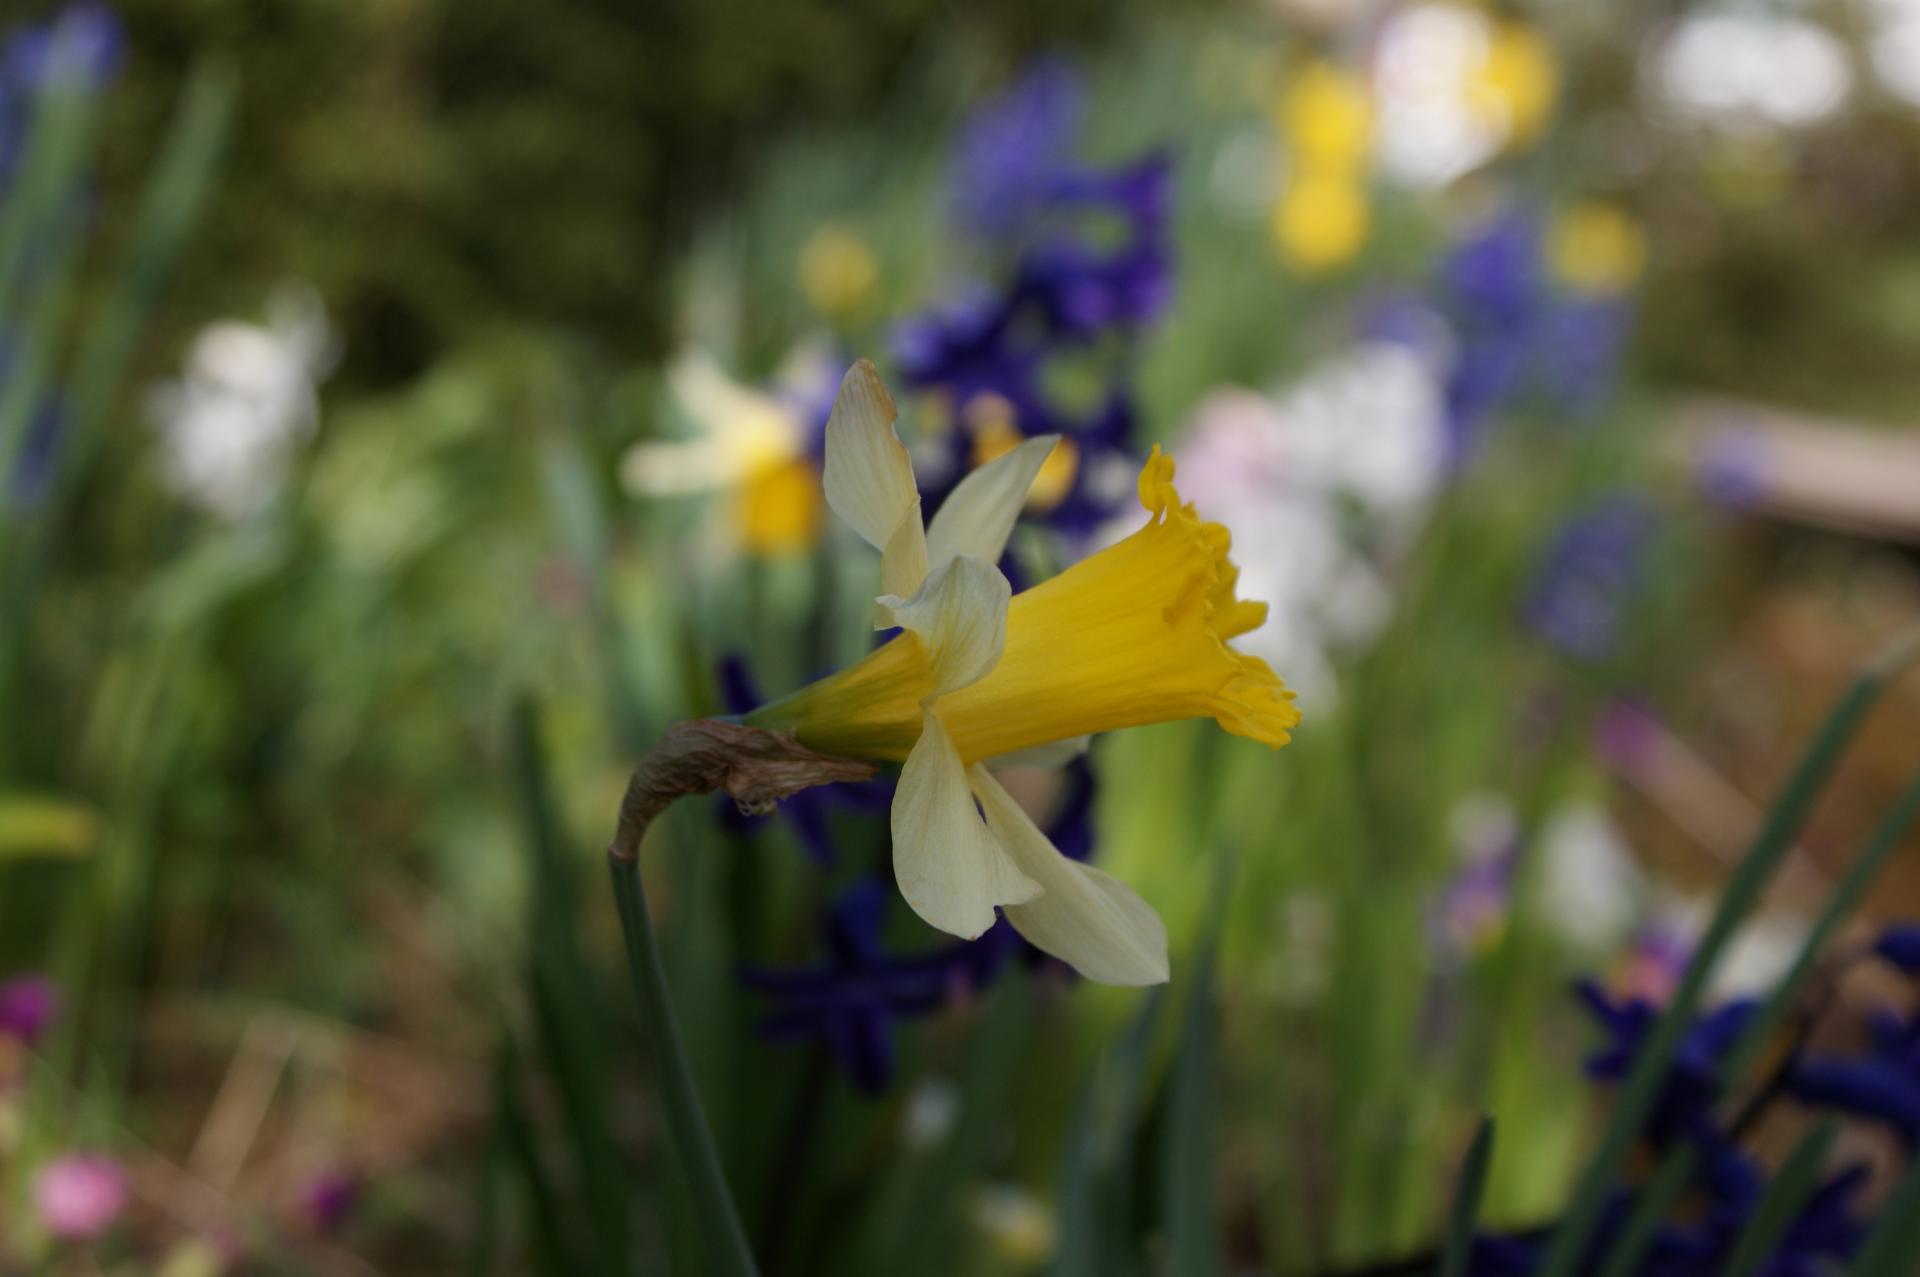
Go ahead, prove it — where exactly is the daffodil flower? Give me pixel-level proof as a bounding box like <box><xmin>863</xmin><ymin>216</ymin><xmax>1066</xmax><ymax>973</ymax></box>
<box><xmin>748</xmin><ymin>360</ymin><xmax>1298</xmax><ymax>985</ymax></box>
<box><xmin>620</xmin><ymin>350</ymin><xmax>828</xmax><ymax>555</ymax></box>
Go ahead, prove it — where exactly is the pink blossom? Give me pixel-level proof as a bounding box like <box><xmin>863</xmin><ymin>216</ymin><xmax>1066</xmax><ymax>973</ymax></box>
<box><xmin>34</xmin><ymin>1154</ymin><xmax>130</xmax><ymax>1241</ymax></box>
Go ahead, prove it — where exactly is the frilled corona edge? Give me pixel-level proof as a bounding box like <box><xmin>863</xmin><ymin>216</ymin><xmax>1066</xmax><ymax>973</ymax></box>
<box><xmin>606</xmin><ymin>720</ymin><xmax>876</xmax><ymax>862</ymax></box>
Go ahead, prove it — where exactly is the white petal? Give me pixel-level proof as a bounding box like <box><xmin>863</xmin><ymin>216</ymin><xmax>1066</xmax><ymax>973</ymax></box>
<box><xmin>877</xmin><ymin>501</ymin><xmax>931</xmax><ymax>619</ymax></box>
<box><xmin>669</xmin><ymin>352</ymin><xmax>774</xmax><ymax>441</ymax></box>
<box><xmin>619</xmin><ymin>439</ymin><xmax>736</xmax><ymax>496</ymax></box>
<box><xmin>893</xmin><ymin>710</ymin><xmax>1040</xmax><ymax>939</ymax></box>
<box><xmin>986</xmin><ymin>736</ymin><xmax>1092</xmax><ymax>770</ymax></box>
<box><xmin>925</xmin><ymin>434</ymin><xmax>1060</xmax><ymax>569</ymax></box>
<box><xmin>877</xmin><ymin>555</ymin><xmax>1009</xmax><ymax>696</ymax></box>
<box><xmin>971</xmin><ymin>765</ymin><xmax>1169</xmax><ymax>985</ymax></box>
<box><xmin>823</xmin><ymin>359</ymin><xmax>919</xmax><ymax>551</ymax></box>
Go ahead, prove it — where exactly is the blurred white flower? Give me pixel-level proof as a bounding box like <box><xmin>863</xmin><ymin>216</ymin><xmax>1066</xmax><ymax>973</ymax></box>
<box><xmin>902</xmin><ymin>1077</ymin><xmax>960</xmax><ymax>1149</ymax></box>
<box><xmin>148</xmin><ymin>284</ymin><xmax>334</xmax><ymax>519</ymax></box>
<box><xmin>1867</xmin><ymin>0</ymin><xmax>1920</xmax><ymax>108</ymax></box>
<box><xmin>1270</xmin><ymin>342</ymin><xmax>1449</xmax><ymax>530</ymax></box>
<box><xmin>1538</xmin><ymin>802</ymin><xmax>1645</xmax><ymax>951</ymax></box>
<box><xmin>1173</xmin><ymin>343</ymin><xmax>1445</xmax><ymax>705</ymax></box>
<box><xmin>1649</xmin><ymin>12</ymin><xmax>1851</xmax><ymax>130</ymax></box>
<box><xmin>1372</xmin><ymin>4</ymin><xmax>1506</xmax><ymax>186</ymax></box>
<box><xmin>1368</xmin><ymin>4</ymin><xmax>1557</xmax><ymax>188</ymax></box>
<box><xmin>1646</xmin><ymin>893</ymin><xmax>1810</xmax><ymax>1000</ymax></box>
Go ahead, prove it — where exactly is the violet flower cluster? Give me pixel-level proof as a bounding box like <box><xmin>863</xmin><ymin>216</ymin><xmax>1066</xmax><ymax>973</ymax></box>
<box><xmin>892</xmin><ymin>60</ymin><xmax>1174</xmax><ymax>540</ymax></box>
<box><xmin>1469</xmin><ymin>923</ymin><xmax>1920</xmax><ymax>1276</ymax></box>
<box><xmin>1428</xmin><ymin>206</ymin><xmax>1633</xmax><ymax>465</ymax></box>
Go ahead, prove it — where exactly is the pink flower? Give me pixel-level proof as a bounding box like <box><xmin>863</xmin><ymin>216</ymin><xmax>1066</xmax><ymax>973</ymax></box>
<box><xmin>34</xmin><ymin>1154</ymin><xmax>130</xmax><ymax>1241</ymax></box>
<box><xmin>0</xmin><ymin>974</ymin><xmax>60</xmax><ymax>1046</ymax></box>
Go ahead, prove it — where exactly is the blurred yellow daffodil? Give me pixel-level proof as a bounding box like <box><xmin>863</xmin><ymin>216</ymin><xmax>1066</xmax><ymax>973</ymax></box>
<box><xmin>1549</xmin><ymin>202</ymin><xmax>1647</xmax><ymax>295</ymax></box>
<box><xmin>620</xmin><ymin>352</ymin><xmax>823</xmax><ymax>555</ymax></box>
<box><xmin>968</xmin><ymin>396</ymin><xmax>1078</xmax><ymax>513</ymax></box>
<box><xmin>1271</xmin><ymin>61</ymin><xmax>1374</xmax><ymax>271</ymax></box>
<box><xmin>747</xmin><ymin>362</ymin><xmax>1298</xmax><ymax>983</ymax></box>
<box><xmin>1467</xmin><ymin>20</ymin><xmax>1560</xmax><ymax>150</ymax></box>
<box><xmin>1276</xmin><ymin>62</ymin><xmax>1374</xmax><ymax>172</ymax></box>
<box><xmin>799</xmin><ymin>224</ymin><xmax>879</xmax><ymax>320</ymax></box>
<box><xmin>1271</xmin><ymin>170</ymin><xmax>1371</xmax><ymax>271</ymax></box>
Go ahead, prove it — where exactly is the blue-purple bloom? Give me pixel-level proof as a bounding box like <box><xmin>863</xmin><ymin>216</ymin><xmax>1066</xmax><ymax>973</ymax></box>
<box><xmin>739</xmin><ymin>760</ymin><xmax>1099</xmax><ymax>1093</ymax></box>
<box><xmin>1453</xmin><ymin>923</ymin><xmax>1920</xmax><ymax>1272</ymax></box>
<box><xmin>948</xmin><ymin>60</ymin><xmax>1084</xmax><ymax>241</ymax></box>
<box><xmin>1873</xmin><ymin>924</ymin><xmax>1920</xmax><ymax>973</ymax></box>
<box><xmin>1577</xmin><ymin>980</ymin><xmax>1756</xmax><ymax>1147</ymax></box>
<box><xmin>1465</xmin><ymin>974</ymin><xmax>1874</xmax><ymax>1275</ymax></box>
<box><xmin>1782</xmin><ymin>928</ymin><xmax>1920</xmax><ymax>1143</ymax></box>
<box><xmin>1</xmin><ymin>5</ymin><xmax>123</xmax><ymax>509</ymax></box>
<box><xmin>1523</xmin><ymin>494</ymin><xmax>1657</xmax><ymax>662</ymax></box>
<box><xmin>0</xmin><ymin>2</ymin><xmax>123</xmax><ymax>183</ymax></box>
<box><xmin>1379</xmin><ymin>205</ymin><xmax>1635</xmax><ymax>465</ymax></box>
<box><xmin>894</xmin><ymin>64</ymin><xmax>1176</xmax><ymax>541</ymax></box>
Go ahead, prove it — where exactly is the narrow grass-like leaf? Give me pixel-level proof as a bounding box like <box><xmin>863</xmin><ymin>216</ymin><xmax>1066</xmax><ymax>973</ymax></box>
<box><xmin>858</xmin><ymin>968</ymin><xmax>1035</xmax><ymax>1271</ymax></box>
<box><xmin>1845</xmin><ymin>1153</ymin><xmax>1920</xmax><ymax>1276</ymax></box>
<box><xmin>1719</xmin><ymin>1119</ymin><xmax>1837</xmax><ymax>1277</ymax></box>
<box><xmin>0</xmin><ymin>48</ymin><xmax>98</xmax><ymax>326</ymax></box>
<box><xmin>1163</xmin><ymin>855</ymin><xmax>1234</xmax><ymax>1277</ymax></box>
<box><xmin>607</xmin><ymin>815</ymin><xmax>761</xmax><ymax>1277</ymax></box>
<box><xmin>1592</xmin><ymin>1144</ymin><xmax>1697</xmax><ymax>1277</ymax></box>
<box><xmin>1720</xmin><ymin>768</ymin><xmax>1920</xmax><ymax>1094</ymax></box>
<box><xmin>1439</xmin><ymin>1118</ymin><xmax>1495</xmax><ymax>1277</ymax></box>
<box><xmin>1535</xmin><ymin>627</ymin><xmax>1920</xmax><ymax>1277</ymax></box>
<box><xmin>1163</xmin><ymin>947</ymin><xmax>1224</xmax><ymax>1275</ymax></box>
<box><xmin>1055</xmin><ymin>984</ymin><xmax>1165</xmax><ymax>1277</ymax></box>
<box><xmin>493</xmin><ymin>1039</ymin><xmax>586</xmax><ymax>1277</ymax></box>
<box><xmin>511</xmin><ymin>704</ymin><xmax>632</xmax><ymax>1276</ymax></box>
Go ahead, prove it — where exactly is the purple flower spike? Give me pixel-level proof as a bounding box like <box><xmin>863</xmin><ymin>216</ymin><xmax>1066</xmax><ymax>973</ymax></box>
<box><xmin>0</xmin><ymin>973</ymin><xmax>60</xmax><ymax>1046</ymax></box>
<box><xmin>1873</xmin><ymin>924</ymin><xmax>1920</xmax><ymax>975</ymax></box>
<box><xmin>949</xmin><ymin>60</ymin><xmax>1084</xmax><ymax>240</ymax></box>
<box><xmin>1523</xmin><ymin>494</ymin><xmax>1657</xmax><ymax>662</ymax></box>
<box><xmin>4</xmin><ymin>2</ymin><xmax>126</xmax><ymax>92</ymax></box>
<box><xmin>34</xmin><ymin>1153</ymin><xmax>130</xmax><ymax>1241</ymax></box>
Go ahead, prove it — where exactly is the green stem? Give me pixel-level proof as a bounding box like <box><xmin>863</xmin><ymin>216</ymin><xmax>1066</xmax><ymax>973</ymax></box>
<box><xmin>1439</xmin><ymin>1119</ymin><xmax>1495</xmax><ymax>1277</ymax></box>
<box><xmin>608</xmin><ymin>849</ymin><xmax>760</xmax><ymax>1277</ymax></box>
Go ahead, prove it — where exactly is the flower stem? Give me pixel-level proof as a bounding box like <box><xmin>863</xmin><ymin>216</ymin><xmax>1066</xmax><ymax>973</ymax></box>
<box><xmin>602</xmin><ymin>718</ymin><xmax>871</xmax><ymax>1277</ymax></box>
<box><xmin>607</xmin><ymin>849</ymin><xmax>760</xmax><ymax>1277</ymax></box>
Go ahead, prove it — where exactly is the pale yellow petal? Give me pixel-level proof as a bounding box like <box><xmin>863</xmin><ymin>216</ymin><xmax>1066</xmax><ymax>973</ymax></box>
<box><xmin>877</xmin><ymin>501</ymin><xmax>931</xmax><ymax>621</ymax></box>
<box><xmin>823</xmin><ymin>359</ymin><xmax>919</xmax><ymax>551</ymax></box>
<box><xmin>877</xmin><ymin>555</ymin><xmax>1009</xmax><ymax>696</ymax></box>
<box><xmin>925</xmin><ymin>434</ymin><xmax>1060</xmax><ymax>569</ymax></box>
<box><xmin>619</xmin><ymin>439</ymin><xmax>737</xmax><ymax>496</ymax></box>
<box><xmin>893</xmin><ymin>710</ymin><xmax>1040</xmax><ymax>939</ymax></box>
<box><xmin>971</xmin><ymin>765</ymin><xmax>1169</xmax><ymax>985</ymax></box>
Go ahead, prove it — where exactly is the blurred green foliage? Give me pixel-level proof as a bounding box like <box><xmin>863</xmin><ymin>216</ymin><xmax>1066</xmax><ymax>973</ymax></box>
<box><xmin>93</xmin><ymin>0</ymin><xmax>1214</xmax><ymax>389</ymax></box>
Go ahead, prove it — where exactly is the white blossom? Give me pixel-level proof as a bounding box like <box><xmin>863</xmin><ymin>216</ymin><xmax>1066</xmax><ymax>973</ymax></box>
<box><xmin>148</xmin><ymin>284</ymin><xmax>335</xmax><ymax>519</ymax></box>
